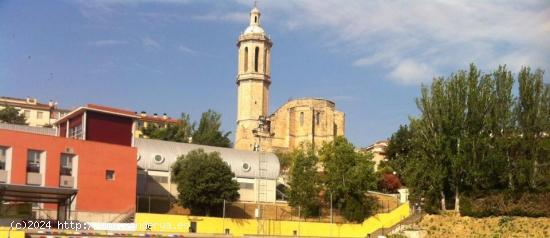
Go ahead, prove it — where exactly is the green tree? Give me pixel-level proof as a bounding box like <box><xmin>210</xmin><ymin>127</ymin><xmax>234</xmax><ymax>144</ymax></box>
<box><xmin>488</xmin><ymin>66</ymin><xmax>515</xmax><ymax>191</ymax></box>
<box><xmin>515</xmin><ymin>67</ymin><xmax>549</xmax><ymax>190</ymax></box>
<box><xmin>171</xmin><ymin>149</ymin><xmax>240</xmax><ymax>216</ymax></box>
<box><xmin>287</xmin><ymin>146</ymin><xmax>321</xmax><ymax>218</ymax></box>
<box><xmin>386</xmin><ymin>125</ymin><xmax>413</xmax><ymax>177</ymax></box>
<box><xmin>142</xmin><ymin>110</ymin><xmax>232</xmax><ymax>148</ymax></box>
<box><xmin>395</xmin><ymin>64</ymin><xmax>549</xmax><ymax>213</ymax></box>
<box><xmin>274</xmin><ymin>150</ymin><xmax>293</xmax><ymax>174</ymax></box>
<box><xmin>142</xmin><ymin>113</ymin><xmax>194</xmax><ymax>142</ymax></box>
<box><xmin>0</xmin><ymin>106</ymin><xmax>27</xmax><ymax>125</ymax></box>
<box><xmin>319</xmin><ymin>136</ymin><xmax>378</xmax><ymax>222</ymax></box>
<box><xmin>192</xmin><ymin>110</ymin><xmax>232</xmax><ymax>147</ymax></box>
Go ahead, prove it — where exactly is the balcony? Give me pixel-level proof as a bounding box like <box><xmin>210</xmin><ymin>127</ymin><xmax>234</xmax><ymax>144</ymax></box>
<box><xmin>59</xmin><ymin>175</ymin><xmax>74</xmax><ymax>188</ymax></box>
<box><xmin>26</xmin><ymin>172</ymin><xmax>42</xmax><ymax>185</ymax></box>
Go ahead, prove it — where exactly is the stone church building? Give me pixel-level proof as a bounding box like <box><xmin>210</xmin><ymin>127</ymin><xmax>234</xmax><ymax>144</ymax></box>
<box><xmin>235</xmin><ymin>6</ymin><xmax>345</xmax><ymax>152</ymax></box>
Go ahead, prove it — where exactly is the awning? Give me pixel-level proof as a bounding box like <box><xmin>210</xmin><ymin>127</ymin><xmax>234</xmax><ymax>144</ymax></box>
<box><xmin>0</xmin><ymin>184</ymin><xmax>77</xmax><ymax>204</ymax></box>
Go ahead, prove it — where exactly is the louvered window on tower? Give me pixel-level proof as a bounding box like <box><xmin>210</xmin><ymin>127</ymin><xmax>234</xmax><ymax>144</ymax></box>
<box><xmin>254</xmin><ymin>47</ymin><xmax>259</xmax><ymax>72</ymax></box>
<box><xmin>244</xmin><ymin>47</ymin><xmax>248</xmax><ymax>72</ymax></box>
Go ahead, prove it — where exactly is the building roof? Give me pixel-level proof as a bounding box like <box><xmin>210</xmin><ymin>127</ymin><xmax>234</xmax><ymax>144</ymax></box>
<box><xmin>139</xmin><ymin>115</ymin><xmax>178</xmax><ymax>124</ymax></box>
<box><xmin>55</xmin><ymin>104</ymin><xmax>140</xmax><ymax>125</ymax></box>
<box><xmin>0</xmin><ymin>122</ymin><xmax>57</xmax><ymax>136</ymax></box>
<box><xmin>86</xmin><ymin>104</ymin><xmax>137</xmax><ymax>117</ymax></box>
<box><xmin>243</xmin><ymin>6</ymin><xmax>266</xmax><ymax>35</ymax></box>
<box><xmin>0</xmin><ymin>96</ymin><xmax>68</xmax><ymax>112</ymax></box>
<box><xmin>362</xmin><ymin>140</ymin><xmax>389</xmax><ymax>151</ymax></box>
<box><xmin>134</xmin><ymin>138</ymin><xmax>280</xmax><ymax>180</ymax></box>
<box><xmin>244</xmin><ymin>25</ymin><xmax>265</xmax><ymax>34</ymax></box>
<box><xmin>269</xmin><ymin>97</ymin><xmax>338</xmax><ymax>117</ymax></box>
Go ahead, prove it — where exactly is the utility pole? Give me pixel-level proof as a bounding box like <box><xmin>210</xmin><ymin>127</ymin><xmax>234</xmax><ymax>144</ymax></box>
<box><xmin>330</xmin><ymin>192</ymin><xmax>333</xmax><ymax>223</ymax></box>
<box><xmin>222</xmin><ymin>199</ymin><xmax>226</xmax><ymax>234</ymax></box>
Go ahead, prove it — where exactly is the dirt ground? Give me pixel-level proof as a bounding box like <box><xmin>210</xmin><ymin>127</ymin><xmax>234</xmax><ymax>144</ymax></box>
<box><xmin>417</xmin><ymin>213</ymin><xmax>550</xmax><ymax>238</ymax></box>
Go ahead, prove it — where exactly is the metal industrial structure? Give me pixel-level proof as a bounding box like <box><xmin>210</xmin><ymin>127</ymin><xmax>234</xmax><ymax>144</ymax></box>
<box><xmin>134</xmin><ymin>137</ymin><xmax>280</xmax><ymax>213</ymax></box>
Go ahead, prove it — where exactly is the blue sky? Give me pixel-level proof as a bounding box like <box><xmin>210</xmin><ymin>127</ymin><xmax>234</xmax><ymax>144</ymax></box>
<box><xmin>1</xmin><ymin>0</ymin><xmax>549</xmax><ymax>147</ymax></box>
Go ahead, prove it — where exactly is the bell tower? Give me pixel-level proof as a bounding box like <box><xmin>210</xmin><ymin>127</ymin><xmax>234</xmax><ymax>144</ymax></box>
<box><xmin>235</xmin><ymin>6</ymin><xmax>273</xmax><ymax>151</ymax></box>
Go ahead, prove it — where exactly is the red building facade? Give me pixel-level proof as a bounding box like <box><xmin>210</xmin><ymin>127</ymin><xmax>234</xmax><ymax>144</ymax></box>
<box><xmin>0</xmin><ymin>129</ymin><xmax>137</xmax><ymax>215</ymax></box>
<box><xmin>56</xmin><ymin>104</ymin><xmax>138</xmax><ymax>146</ymax></box>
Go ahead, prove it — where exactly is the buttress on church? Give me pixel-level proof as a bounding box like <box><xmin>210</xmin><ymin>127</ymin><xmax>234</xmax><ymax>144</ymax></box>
<box><xmin>234</xmin><ymin>6</ymin><xmax>345</xmax><ymax>152</ymax></box>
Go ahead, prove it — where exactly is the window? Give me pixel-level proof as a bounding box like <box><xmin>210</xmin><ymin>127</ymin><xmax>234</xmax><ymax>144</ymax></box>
<box><xmin>254</xmin><ymin>47</ymin><xmax>259</xmax><ymax>72</ymax></box>
<box><xmin>264</xmin><ymin>48</ymin><xmax>267</xmax><ymax>73</ymax></box>
<box><xmin>0</xmin><ymin>147</ymin><xmax>7</xmax><ymax>170</ymax></box>
<box><xmin>27</xmin><ymin>150</ymin><xmax>42</xmax><ymax>173</ymax></box>
<box><xmin>23</xmin><ymin>110</ymin><xmax>30</xmax><ymax>119</ymax></box>
<box><xmin>242</xmin><ymin>163</ymin><xmax>251</xmax><ymax>172</ymax></box>
<box><xmin>68</xmin><ymin>125</ymin><xmax>83</xmax><ymax>139</ymax></box>
<box><xmin>60</xmin><ymin>154</ymin><xmax>73</xmax><ymax>176</ymax></box>
<box><xmin>105</xmin><ymin>170</ymin><xmax>115</xmax><ymax>181</ymax></box>
<box><xmin>239</xmin><ymin>182</ymin><xmax>254</xmax><ymax>190</ymax></box>
<box><xmin>300</xmin><ymin>112</ymin><xmax>304</xmax><ymax>126</ymax></box>
<box><xmin>153</xmin><ymin>154</ymin><xmax>165</xmax><ymax>164</ymax></box>
<box><xmin>316</xmin><ymin>112</ymin><xmax>320</xmax><ymax>125</ymax></box>
<box><xmin>37</xmin><ymin>111</ymin><xmax>43</xmax><ymax>119</ymax></box>
<box><xmin>244</xmin><ymin>47</ymin><xmax>248</xmax><ymax>72</ymax></box>
<box><xmin>137</xmin><ymin>121</ymin><xmax>144</xmax><ymax>129</ymax></box>
<box><xmin>254</xmin><ymin>16</ymin><xmax>257</xmax><ymax>23</ymax></box>
<box><xmin>149</xmin><ymin>175</ymin><xmax>168</xmax><ymax>184</ymax></box>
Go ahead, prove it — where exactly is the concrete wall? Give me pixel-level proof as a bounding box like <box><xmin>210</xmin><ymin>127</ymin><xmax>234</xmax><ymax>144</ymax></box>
<box><xmin>236</xmin><ymin>177</ymin><xmax>277</xmax><ymax>203</ymax></box>
<box><xmin>137</xmin><ymin>170</ymin><xmax>277</xmax><ymax>203</ymax></box>
<box><xmin>0</xmin><ymin>228</ymin><xmax>25</xmax><ymax>238</ymax></box>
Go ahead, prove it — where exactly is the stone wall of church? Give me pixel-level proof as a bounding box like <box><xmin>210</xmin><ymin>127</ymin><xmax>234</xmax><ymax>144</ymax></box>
<box><xmin>267</xmin><ymin>98</ymin><xmax>345</xmax><ymax>152</ymax></box>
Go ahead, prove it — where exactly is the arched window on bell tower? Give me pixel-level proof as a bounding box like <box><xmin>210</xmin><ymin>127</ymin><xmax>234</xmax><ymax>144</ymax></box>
<box><xmin>263</xmin><ymin>48</ymin><xmax>268</xmax><ymax>74</ymax></box>
<box><xmin>244</xmin><ymin>47</ymin><xmax>248</xmax><ymax>72</ymax></box>
<box><xmin>254</xmin><ymin>47</ymin><xmax>259</xmax><ymax>72</ymax></box>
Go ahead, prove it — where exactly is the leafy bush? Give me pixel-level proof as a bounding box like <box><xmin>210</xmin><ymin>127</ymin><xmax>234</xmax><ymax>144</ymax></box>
<box><xmin>460</xmin><ymin>192</ymin><xmax>549</xmax><ymax>217</ymax></box>
<box><xmin>378</xmin><ymin>173</ymin><xmax>402</xmax><ymax>193</ymax></box>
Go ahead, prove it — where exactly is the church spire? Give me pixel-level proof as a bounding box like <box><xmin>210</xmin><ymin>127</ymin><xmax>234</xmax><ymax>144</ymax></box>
<box><xmin>249</xmin><ymin>4</ymin><xmax>261</xmax><ymax>27</ymax></box>
<box><xmin>235</xmin><ymin>3</ymin><xmax>272</xmax><ymax>151</ymax></box>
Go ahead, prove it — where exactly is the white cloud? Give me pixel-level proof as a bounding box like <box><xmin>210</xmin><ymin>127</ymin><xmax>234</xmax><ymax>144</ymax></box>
<box><xmin>87</xmin><ymin>39</ymin><xmax>128</xmax><ymax>47</ymax></box>
<box><xmin>76</xmin><ymin>0</ymin><xmax>191</xmax><ymax>21</ymax></box>
<box><xmin>192</xmin><ymin>12</ymin><xmax>248</xmax><ymax>23</ymax></box>
<box><xmin>389</xmin><ymin>60</ymin><xmax>436</xmax><ymax>85</ymax></box>
<box><xmin>234</xmin><ymin>0</ymin><xmax>550</xmax><ymax>85</ymax></box>
<box><xmin>142</xmin><ymin>37</ymin><xmax>160</xmax><ymax>49</ymax></box>
<box><xmin>178</xmin><ymin>45</ymin><xmax>197</xmax><ymax>54</ymax></box>
<box><xmin>76</xmin><ymin>0</ymin><xmax>550</xmax><ymax>84</ymax></box>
